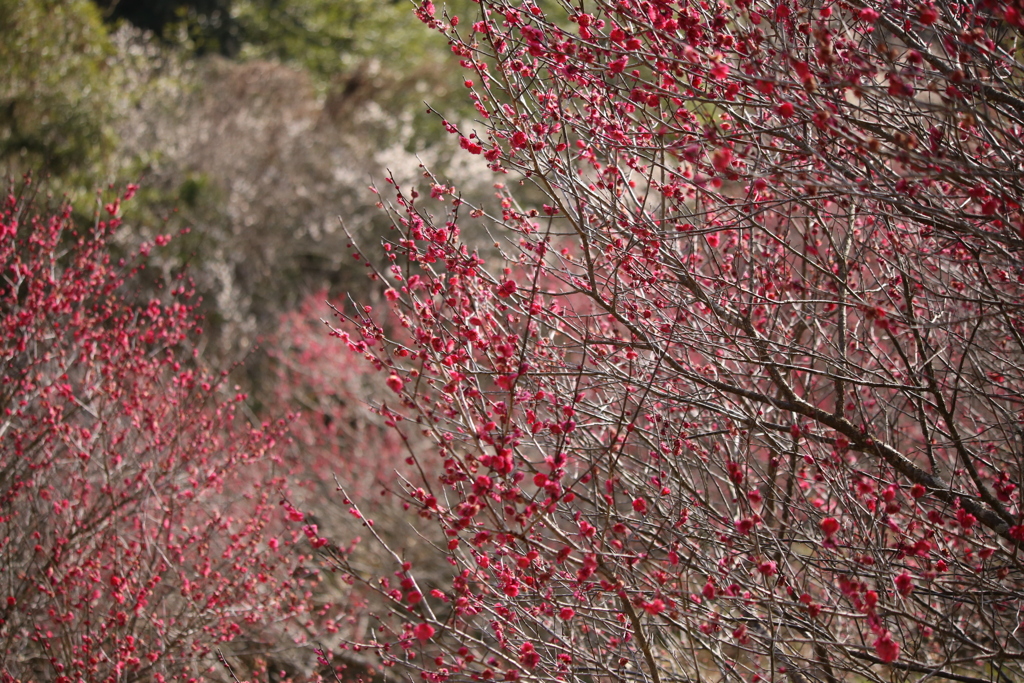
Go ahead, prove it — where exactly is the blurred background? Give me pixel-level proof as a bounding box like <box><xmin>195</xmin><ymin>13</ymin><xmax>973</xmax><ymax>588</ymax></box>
<box><xmin>0</xmin><ymin>0</ymin><xmax>487</xmax><ymax>365</ymax></box>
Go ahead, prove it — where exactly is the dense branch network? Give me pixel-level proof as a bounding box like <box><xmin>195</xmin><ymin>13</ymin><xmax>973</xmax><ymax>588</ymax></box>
<box><xmin>323</xmin><ymin>1</ymin><xmax>1024</xmax><ymax>683</ymax></box>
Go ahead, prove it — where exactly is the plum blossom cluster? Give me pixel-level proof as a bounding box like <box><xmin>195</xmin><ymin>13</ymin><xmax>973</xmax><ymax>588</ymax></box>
<box><xmin>0</xmin><ymin>187</ymin><xmax>321</xmax><ymax>682</ymax></box>
<box><xmin>322</xmin><ymin>1</ymin><xmax>1024</xmax><ymax>683</ymax></box>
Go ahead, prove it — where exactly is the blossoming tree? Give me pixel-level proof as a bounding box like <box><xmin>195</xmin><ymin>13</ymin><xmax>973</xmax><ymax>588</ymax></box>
<box><xmin>0</xmin><ymin>187</ymin><xmax>318</xmax><ymax>682</ymax></box>
<box><xmin>322</xmin><ymin>0</ymin><xmax>1024</xmax><ymax>682</ymax></box>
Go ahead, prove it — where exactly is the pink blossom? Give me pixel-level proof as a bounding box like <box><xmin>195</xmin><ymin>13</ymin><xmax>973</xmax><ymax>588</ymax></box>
<box><xmin>414</xmin><ymin>623</ymin><xmax>436</xmax><ymax>642</ymax></box>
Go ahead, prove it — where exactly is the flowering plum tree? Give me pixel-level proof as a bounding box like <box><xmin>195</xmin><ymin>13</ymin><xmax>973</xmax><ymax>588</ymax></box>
<box><xmin>261</xmin><ymin>293</ymin><xmax>473</xmax><ymax>682</ymax></box>
<box><xmin>325</xmin><ymin>0</ymin><xmax>1024</xmax><ymax>682</ymax></box>
<box><xmin>264</xmin><ymin>293</ymin><xmax>407</xmax><ymax>510</ymax></box>
<box><xmin>0</xmin><ymin>187</ymin><xmax>318</xmax><ymax>682</ymax></box>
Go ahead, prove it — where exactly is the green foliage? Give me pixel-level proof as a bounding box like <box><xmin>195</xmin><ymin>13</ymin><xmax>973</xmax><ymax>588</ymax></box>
<box><xmin>234</xmin><ymin>0</ymin><xmax>472</xmax><ymax>80</ymax></box>
<box><xmin>93</xmin><ymin>0</ymin><xmax>239</xmax><ymax>55</ymax></box>
<box><xmin>0</xmin><ymin>0</ymin><xmax>117</xmax><ymax>178</ymax></box>
<box><xmin>233</xmin><ymin>0</ymin><xmax>480</xmax><ymax>149</ymax></box>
